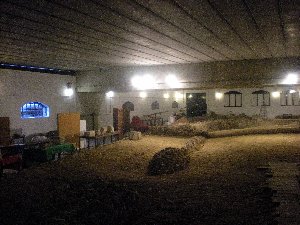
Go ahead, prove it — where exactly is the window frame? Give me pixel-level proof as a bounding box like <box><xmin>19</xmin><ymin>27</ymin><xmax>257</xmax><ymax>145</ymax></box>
<box><xmin>281</xmin><ymin>90</ymin><xmax>300</xmax><ymax>106</ymax></box>
<box><xmin>21</xmin><ymin>102</ymin><xmax>50</xmax><ymax>119</ymax></box>
<box><xmin>252</xmin><ymin>90</ymin><xmax>270</xmax><ymax>106</ymax></box>
<box><xmin>224</xmin><ymin>91</ymin><xmax>242</xmax><ymax>107</ymax></box>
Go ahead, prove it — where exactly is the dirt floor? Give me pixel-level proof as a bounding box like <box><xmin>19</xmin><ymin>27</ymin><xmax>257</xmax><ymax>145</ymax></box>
<box><xmin>0</xmin><ymin>134</ymin><xmax>299</xmax><ymax>225</ymax></box>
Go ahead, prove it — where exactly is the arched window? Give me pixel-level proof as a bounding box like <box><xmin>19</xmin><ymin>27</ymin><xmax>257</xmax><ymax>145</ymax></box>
<box><xmin>252</xmin><ymin>90</ymin><xmax>270</xmax><ymax>106</ymax></box>
<box><xmin>172</xmin><ymin>101</ymin><xmax>179</xmax><ymax>108</ymax></box>
<box><xmin>151</xmin><ymin>101</ymin><xmax>159</xmax><ymax>110</ymax></box>
<box><xmin>21</xmin><ymin>102</ymin><xmax>50</xmax><ymax>119</ymax></box>
<box><xmin>224</xmin><ymin>91</ymin><xmax>242</xmax><ymax>107</ymax></box>
<box><xmin>122</xmin><ymin>101</ymin><xmax>134</xmax><ymax>111</ymax></box>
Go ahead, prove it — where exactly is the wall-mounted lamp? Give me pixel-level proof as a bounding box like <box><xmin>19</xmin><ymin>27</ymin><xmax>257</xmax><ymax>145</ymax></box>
<box><xmin>175</xmin><ymin>92</ymin><xmax>183</xmax><ymax>100</ymax></box>
<box><xmin>163</xmin><ymin>93</ymin><xmax>170</xmax><ymax>99</ymax></box>
<box><xmin>106</xmin><ymin>91</ymin><xmax>114</xmax><ymax>98</ymax></box>
<box><xmin>139</xmin><ymin>92</ymin><xmax>147</xmax><ymax>98</ymax></box>
<box><xmin>271</xmin><ymin>91</ymin><xmax>280</xmax><ymax>98</ymax></box>
<box><xmin>64</xmin><ymin>82</ymin><xmax>74</xmax><ymax>97</ymax></box>
<box><xmin>215</xmin><ymin>92</ymin><xmax>223</xmax><ymax>100</ymax></box>
<box><xmin>105</xmin><ymin>91</ymin><xmax>114</xmax><ymax>113</ymax></box>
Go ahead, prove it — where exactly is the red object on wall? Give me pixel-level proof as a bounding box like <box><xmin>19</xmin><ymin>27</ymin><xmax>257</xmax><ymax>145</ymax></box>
<box><xmin>131</xmin><ymin>116</ymin><xmax>149</xmax><ymax>132</ymax></box>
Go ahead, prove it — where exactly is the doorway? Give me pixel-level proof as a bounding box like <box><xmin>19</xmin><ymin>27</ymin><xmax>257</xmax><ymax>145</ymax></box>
<box><xmin>186</xmin><ymin>93</ymin><xmax>207</xmax><ymax>117</ymax></box>
<box><xmin>122</xmin><ymin>101</ymin><xmax>134</xmax><ymax>133</ymax></box>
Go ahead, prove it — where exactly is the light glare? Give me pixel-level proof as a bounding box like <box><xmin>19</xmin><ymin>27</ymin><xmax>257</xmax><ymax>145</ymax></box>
<box><xmin>282</xmin><ymin>73</ymin><xmax>298</xmax><ymax>84</ymax></box>
<box><xmin>215</xmin><ymin>92</ymin><xmax>223</xmax><ymax>99</ymax></box>
<box><xmin>106</xmin><ymin>91</ymin><xmax>114</xmax><ymax>98</ymax></box>
<box><xmin>165</xmin><ymin>74</ymin><xmax>180</xmax><ymax>88</ymax></box>
<box><xmin>272</xmin><ymin>91</ymin><xmax>280</xmax><ymax>98</ymax></box>
<box><xmin>163</xmin><ymin>93</ymin><xmax>170</xmax><ymax>99</ymax></box>
<box><xmin>139</xmin><ymin>92</ymin><xmax>147</xmax><ymax>98</ymax></box>
<box><xmin>131</xmin><ymin>74</ymin><xmax>156</xmax><ymax>90</ymax></box>
<box><xmin>175</xmin><ymin>92</ymin><xmax>183</xmax><ymax>99</ymax></box>
<box><xmin>64</xmin><ymin>88</ymin><xmax>74</xmax><ymax>97</ymax></box>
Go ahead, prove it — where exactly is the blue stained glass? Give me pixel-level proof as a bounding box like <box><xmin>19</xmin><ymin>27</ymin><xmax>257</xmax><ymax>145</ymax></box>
<box><xmin>21</xmin><ymin>102</ymin><xmax>50</xmax><ymax>119</ymax></box>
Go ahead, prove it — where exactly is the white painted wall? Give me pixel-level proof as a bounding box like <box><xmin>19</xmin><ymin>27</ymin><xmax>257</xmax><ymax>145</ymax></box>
<box><xmin>77</xmin><ymin>57</ymin><xmax>300</xmax><ymax>93</ymax></box>
<box><xmin>88</xmin><ymin>86</ymin><xmax>300</xmax><ymax>128</ymax></box>
<box><xmin>0</xmin><ymin>69</ymin><xmax>77</xmax><ymax>135</ymax></box>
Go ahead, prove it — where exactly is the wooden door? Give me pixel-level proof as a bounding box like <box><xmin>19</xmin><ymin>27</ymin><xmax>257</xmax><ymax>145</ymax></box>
<box><xmin>57</xmin><ymin>113</ymin><xmax>80</xmax><ymax>148</ymax></box>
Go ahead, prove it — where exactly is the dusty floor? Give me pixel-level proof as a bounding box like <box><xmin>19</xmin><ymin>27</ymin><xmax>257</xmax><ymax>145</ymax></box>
<box><xmin>0</xmin><ymin>134</ymin><xmax>299</xmax><ymax>225</ymax></box>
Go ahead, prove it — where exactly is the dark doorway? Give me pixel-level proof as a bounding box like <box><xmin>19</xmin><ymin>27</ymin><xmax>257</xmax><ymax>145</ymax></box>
<box><xmin>186</xmin><ymin>93</ymin><xmax>207</xmax><ymax>117</ymax></box>
<box><xmin>122</xmin><ymin>102</ymin><xmax>134</xmax><ymax>133</ymax></box>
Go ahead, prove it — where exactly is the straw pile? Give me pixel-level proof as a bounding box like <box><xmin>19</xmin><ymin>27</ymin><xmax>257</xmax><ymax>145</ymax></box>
<box><xmin>148</xmin><ymin>147</ymin><xmax>190</xmax><ymax>175</ymax></box>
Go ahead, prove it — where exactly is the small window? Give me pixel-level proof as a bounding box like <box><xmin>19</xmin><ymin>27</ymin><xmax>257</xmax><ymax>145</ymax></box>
<box><xmin>252</xmin><ymin>90</ymin><xmax>270</xmax><ymax>106</ymax></box>
<box><xmin>21</xmin><ymin>102</ymin><xmax>49</xmax><ymax>119</ymax></box>
<box><xmin>281</xmin><ymin>90</ymin><xmax>300</xmax><ymax>106</ymax></box>
<box><xmin>151</xmin><ymin>101</ymin><xmax>159</xmax><ymax>110</ymax></box>
<box><xmin>224</xmin><ymin>91</ymin><xmax>242</xmax><ymax>107</ymax></box>
<box><xmin>172</xmin><ymin>101</ymin><xmax>179</xmax><ymax>108</ymax></box>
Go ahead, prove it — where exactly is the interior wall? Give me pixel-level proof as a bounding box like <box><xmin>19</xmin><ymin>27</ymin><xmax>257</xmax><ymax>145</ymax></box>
<box><xmin>79</xmin><ymin>86</ymin><xmax>300</xmax><ymax>129</ymax></box>
<box><xmin>76</xmin><ymin>58</ymin><xmax>300</xmax><ymax>128</ymax></box>
<box><xmin>76</xmin><ymin>57</ymin><xmax>300</xmax><ymax>92</ymax></box>
<box><xmin>0</xmin><ymin>69</ymin><xmax>77</xmax><ymax>135</ymax></box>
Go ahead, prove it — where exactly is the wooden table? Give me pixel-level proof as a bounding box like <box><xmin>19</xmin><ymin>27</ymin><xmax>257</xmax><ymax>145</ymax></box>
<box><xmin>79</xmin><ymin>132</ymin><xmax>120</xmax><ymax>149</ymax></box>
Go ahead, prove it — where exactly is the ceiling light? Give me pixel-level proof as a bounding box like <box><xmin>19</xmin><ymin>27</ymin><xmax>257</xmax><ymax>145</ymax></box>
<box><xmin>139</xmin><ymin>92</ymin><xmax>147</xmax><ymax>98</ymax></box>
<box><xmin>165</xmin><ymin>74</ymin><xmax>180</xmax><ymax>88</ymax></box>
<box><xmin>282</xmin><ymin>73</ymin><xmax>298</xmax><ymax>84</ymax></box>
<box><xmin>215</xmin><ymin>92</ymin><xmax>223</xmax><ymax>99</ymax></box>
<box><xmin>106</xmin><ymin>91</ymin><xmax>114</xmax><ymax>98</ymax></box>
<box><xmin>131</xmin><ymin>76</ymin><xmax>142</xmax><ymax>88</ymax></box>
<box><xmin>143</xmin><ymin>74</ymin><xmax>156</xmax><ymax>89</ymax></box>
<box><xmin>163</xmin><ymin>93</ymin><xmax>170</xmax><ymax>99</ymax></box>
<box><xmin>271</xmin><ymin>91</ymin><xmax>280</xmax><ymax>98</ymax></box>
<box><xmin>131</xmin><ymin>74</ymin><xmax>156</xmax><ymax>90</ymax></box>
<box><xmin>289</xmin><ymin>90</ymin><xmax>296</xmax><ymax>93</ymax></box>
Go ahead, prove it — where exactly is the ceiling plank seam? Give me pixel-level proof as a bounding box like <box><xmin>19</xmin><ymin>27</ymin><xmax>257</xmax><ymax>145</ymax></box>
<box><xmin>46</xmin><ymin>0</ymin><xmax>202</xmax><ymax>61</ymax></box>
<box><xmin>129</xmin><ymin>0</ymin><xmax>230</xmax><ymax>60</ymax></box>
<box><xmin>241</xmin><ymin>0</ymin><xmax>273</xmax><ymax>58</ymax></box>
<box><xmin>206</xmin><ymin>0</ymin><xmax>259</xmax><ymax>58</ymax></box>
<box><xmin>84</xmin><ymin>0</ymin><xmax>207</xmax><ymax>61</ymax></box>
<box><xmin>172</xmin><ymin>0</ymin><xmax>245</xmax><ymax>60</ymax></box>
<box><xmin>2</xmin><ymin>0</ymin><xmax>193</xmax><ymax>63</ymax></box>
<box><xmin>277</xmin><ymin>0</ymin><xmax>288</xmax><ymax>57</ymax></box>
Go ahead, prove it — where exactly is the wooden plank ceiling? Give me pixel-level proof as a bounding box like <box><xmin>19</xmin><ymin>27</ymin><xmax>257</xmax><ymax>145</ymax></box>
<box><xmin>0</xmin><ymin>0</ymin><xmax>299</xmax><ymax>71</ymax></box>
